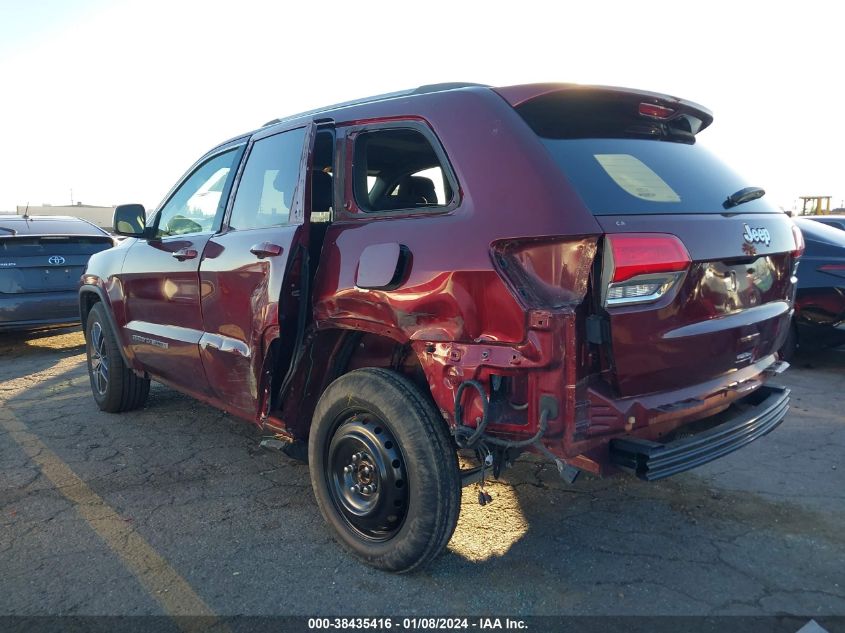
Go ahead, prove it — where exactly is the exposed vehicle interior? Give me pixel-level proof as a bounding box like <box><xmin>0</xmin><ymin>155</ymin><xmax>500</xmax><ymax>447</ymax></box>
<box><xmin>353</xmin><ymin>128</ymin><xmax>452</xmax><ymax>212</ymax></box>
<box><xmin>267</xmin><ymin>128</ymin><xmax>336</xmax><ymax>418</ymax></box>
<box><xmin>309</xmin><ymin>129</ymin><xmax>335</xmax><ymax>262</ymax></box>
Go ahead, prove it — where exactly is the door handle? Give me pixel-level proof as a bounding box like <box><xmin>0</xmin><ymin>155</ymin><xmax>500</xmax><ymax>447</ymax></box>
<box><xmin>172</xmin><ymin>248</ymin><xmax>198</xmax><ymax>261</ymax></box>
<box><xmin>250</xmin><ymin>242</ymin><xmax>283</xmax><ymax>259</ymax></box>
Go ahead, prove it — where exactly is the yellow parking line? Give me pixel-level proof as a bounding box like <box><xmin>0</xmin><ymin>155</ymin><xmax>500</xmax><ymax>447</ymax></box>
<box><xmin>1</xmin><ymin>363</ymin><xmax>225</xmax><ymax>633</ymax></box>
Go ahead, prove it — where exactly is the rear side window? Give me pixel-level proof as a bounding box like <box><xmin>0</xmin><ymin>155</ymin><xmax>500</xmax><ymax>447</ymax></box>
<box><xmin>353</xmin><ymin>127</ymin><xmax>455</xmax><ymax>213</ymax></box>
<box><xmin>518</xmin><ymin>92</ymin><xmax>778</xmax><ymax>216</ymax></box>
<box><xmin>230</xmin><ymin>127</ymin><xmax>307</xmax><ymax>230</ymax></box>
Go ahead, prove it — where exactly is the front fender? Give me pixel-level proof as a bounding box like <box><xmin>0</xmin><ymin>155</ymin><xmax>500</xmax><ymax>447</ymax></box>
<box><xmin>79</xmin><ymin>282</ymin><xmax>136</xmax><ymax>369</ymax></box>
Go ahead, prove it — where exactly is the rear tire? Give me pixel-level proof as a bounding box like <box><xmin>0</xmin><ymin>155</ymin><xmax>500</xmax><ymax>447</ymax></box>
<box><xmin>308</xmin><ymin>368</ymin><xmax>460</xmax><ymax>572</ymax></box>
<box><xmin>85</xmin><ymin>302</ymin><xmax>150</xmax><ymax>413</ymax></box>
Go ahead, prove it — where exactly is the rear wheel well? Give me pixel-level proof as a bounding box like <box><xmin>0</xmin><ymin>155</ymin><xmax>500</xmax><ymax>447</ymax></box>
<box><xmin>273</xmin><ymin>328</ymin><xmax>439</xmax><ymax>440</ymax></box>
<box><xmin>343</xmin><ymin>332</ymin><xmax>427</xmax><ymax>390</ymax></box>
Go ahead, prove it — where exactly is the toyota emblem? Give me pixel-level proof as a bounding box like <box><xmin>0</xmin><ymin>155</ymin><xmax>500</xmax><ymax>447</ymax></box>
<box><xmin>48</xmin><ymin>255</ymin><xmax>66</xmax><ymax>265</ymax></box>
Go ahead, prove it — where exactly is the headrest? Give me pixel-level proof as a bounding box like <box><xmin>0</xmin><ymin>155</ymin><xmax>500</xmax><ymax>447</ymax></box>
<box><xmin>398</xmin><ymin>176</ymin><xmax>437</xmax><ymax>204</ymax></box>
<box><xmin>273</xmin><ymin>169</ymin><xmax>289</xmax><ymax>193</ymax></box>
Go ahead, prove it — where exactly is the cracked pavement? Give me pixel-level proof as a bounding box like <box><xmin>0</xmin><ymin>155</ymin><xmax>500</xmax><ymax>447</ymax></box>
<box><xmin>1</xmin><ymin>328</ymin><xmax>843</xmax><ymax>617</ymax></box>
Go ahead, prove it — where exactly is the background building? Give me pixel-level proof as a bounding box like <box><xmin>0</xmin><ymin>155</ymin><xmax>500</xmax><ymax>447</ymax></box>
<box><xmin>14</xmin><ymin>203</ymin><xmax>115</xmax><ymax>230</ymax></box>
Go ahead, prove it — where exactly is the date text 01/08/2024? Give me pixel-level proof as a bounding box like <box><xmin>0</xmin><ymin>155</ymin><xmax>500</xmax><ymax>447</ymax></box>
<box><xmin>307</xmin><ymin>617</ymin><xmax>528</xmax><ymax>630</ymax></box>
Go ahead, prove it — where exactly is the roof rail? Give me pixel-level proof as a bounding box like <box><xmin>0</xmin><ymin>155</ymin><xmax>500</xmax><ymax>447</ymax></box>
<box><xmin>411</xmin><ymin>82</ymin><xmax>487</xmax><ymax>95</ymax></box>
<box><xmin>261</xmin><ymin>82</ymin><xmax>488</xmax><ymax>128</ymax></box>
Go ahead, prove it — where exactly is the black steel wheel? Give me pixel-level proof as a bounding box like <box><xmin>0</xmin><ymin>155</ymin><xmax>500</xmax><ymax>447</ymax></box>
<box><xmin>309</xmin><ymin>368</ymin><xmax>460</xmax><ymax>572</ymax></box>
<box><xmin>85</xmin><ymin>302</ymin><xmax>150</xmax><ymax>413</ymax></box>
<box><xmin>326</xmin><ymin>413</ymin><xmax>408</xmax><ymax>541</ymax></box>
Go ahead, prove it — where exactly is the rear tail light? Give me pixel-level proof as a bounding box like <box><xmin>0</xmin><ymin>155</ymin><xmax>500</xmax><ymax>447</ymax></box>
<box><xmin>603</xmin><ymin>233</ymin><xmax>691</xmax><ymax>307</ymax></box>
<box><xmin>607</xmin><ymin>234</ymin><xmax>690</xmax><ymax>282</ymax></box>
<box><xmin>791</xmin><ymin>223</ymin><xmax>805</xmax><ymax>258</ymax></box>
<box><xmin>639</xmin><ymin>102</ymin><xmax>675</xmax><ymax>119</ymax></box>
<box><xmin>492</xmin><ymin>237</ymin><xmax>598</xmax><ymax>308</ymax></box>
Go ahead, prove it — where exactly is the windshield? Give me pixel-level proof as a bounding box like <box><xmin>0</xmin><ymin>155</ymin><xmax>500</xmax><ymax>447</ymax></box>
<box><xmin>540</xmin><ymin>138</ymin><xmax>778</xmax><ymax>216</ymax></box>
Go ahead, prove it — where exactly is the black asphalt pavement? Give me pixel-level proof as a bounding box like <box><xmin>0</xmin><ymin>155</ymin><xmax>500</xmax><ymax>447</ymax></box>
<box><xmin>1</xmin><ymin>329</ymin><xmax>843</xmax><ymax>623</ymax></box>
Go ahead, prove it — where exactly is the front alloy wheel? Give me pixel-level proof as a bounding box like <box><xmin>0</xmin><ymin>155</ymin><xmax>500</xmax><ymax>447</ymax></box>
<box><xmin>85</xmin><ymin>302</ymin><xmax>150</xmax><ymax>413</ymax></box>
<box><xmin>88</xmin><ymin>321</ymin><xmax>110</xmax><ymax>396</ymax></box>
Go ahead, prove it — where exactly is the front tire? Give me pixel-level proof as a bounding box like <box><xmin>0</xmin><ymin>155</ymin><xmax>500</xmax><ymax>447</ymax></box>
<box><xmin>308</xmin><ymin>368</ymin><xmax>460</xmax><ymax>572</ymax></box>
<box><xmin>85</xmin><ymin>302</ymin><xmax>150</xmax><ymax>413</ymax></box>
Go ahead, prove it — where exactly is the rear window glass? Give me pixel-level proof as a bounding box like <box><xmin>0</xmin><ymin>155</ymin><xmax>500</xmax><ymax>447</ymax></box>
<box><xmin>0</xmin><ymin>236</ymin><xmax>113</xmax><ymax>257</ymax></box>
<box><xmin>593</xmin><ymin>154</ymin><xmax>680</xmax><ymax>203</ymax></box>
<box><xmin>540</xmin><ymin>138</ymin><xmax>776</xmax><ymax>215</ymax></box>
<box><xmin>0</xmin><ymin>218</ymin><xmax>104</xmax><ymax>235</ymax></box>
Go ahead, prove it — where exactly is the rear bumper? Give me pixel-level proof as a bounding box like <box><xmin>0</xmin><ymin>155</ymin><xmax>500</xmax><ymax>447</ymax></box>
<box><xmin>608</xmin><ymin>384</ymin><xmax>790</xmax><ymax>481</ymax></box>
<box><xmin>0</xmin><ymin>291</ymin><xmax>80</xmax><ymax>331</ymax></box>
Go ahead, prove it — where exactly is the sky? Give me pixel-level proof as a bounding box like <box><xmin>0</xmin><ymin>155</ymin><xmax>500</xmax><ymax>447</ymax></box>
<box><xmin>0</xmin><ymin>0</ymin><xmax>842</xmax><ymax>214</ymax></box>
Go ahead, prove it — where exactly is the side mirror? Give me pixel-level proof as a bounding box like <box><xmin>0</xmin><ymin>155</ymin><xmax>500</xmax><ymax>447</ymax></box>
<box><xmin>113</xmin><ymin>204</ymin><xmax>147</xmax><ymax>237</ymax></box>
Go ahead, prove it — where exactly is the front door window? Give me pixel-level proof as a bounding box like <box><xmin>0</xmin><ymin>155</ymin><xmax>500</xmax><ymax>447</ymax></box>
<box><xmin>155</xmin><ymin>149</ymin><xmax>240</xmax><ymax>237</ymax></box>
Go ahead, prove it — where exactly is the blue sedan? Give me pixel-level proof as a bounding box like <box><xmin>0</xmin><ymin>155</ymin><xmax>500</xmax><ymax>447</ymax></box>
<box><xmin>0</xmin><ymin>215</ymin><xmax>114</xmax><ymax>331</ymax></box>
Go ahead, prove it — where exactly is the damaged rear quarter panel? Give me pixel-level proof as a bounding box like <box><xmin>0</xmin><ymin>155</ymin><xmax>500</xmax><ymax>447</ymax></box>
<box><xmin>312</xmin><ymin>90</ymin><xmax>601</xmax><ymax>430</ymax></box>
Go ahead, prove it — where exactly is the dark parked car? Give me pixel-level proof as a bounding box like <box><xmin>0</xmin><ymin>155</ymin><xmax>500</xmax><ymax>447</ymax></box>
<box><xmin>780</xmin><ymin>217</ymin><xmax>845</xmax><ymax>358</ymax></box>
<box><xmin>0</xmin><ymin>215</ymin><xmax>113</xmax><ymax>331</ymax></box>
<box><xmin>80</xmin><ymin>82</ymin><xmax>801</xmax><ymax>571</ymax></box>
<box><xmin>806</xmin><ymin>214</ymin><xmax>845</xmax><ymax>231</ymax></box>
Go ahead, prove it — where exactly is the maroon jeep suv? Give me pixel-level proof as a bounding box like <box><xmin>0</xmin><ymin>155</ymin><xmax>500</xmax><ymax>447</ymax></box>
<box><xmin>80</xmin><ymin>82</ymin><xmax>802</xmax><ymax>572</ymax></box>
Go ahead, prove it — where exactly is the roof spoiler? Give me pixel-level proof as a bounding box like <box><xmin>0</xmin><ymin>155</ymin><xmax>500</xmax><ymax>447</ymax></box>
<box><xmin>494</xmin><ymin>83</ymin><xmax>714</xmax><ymax>135</ymax></box>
